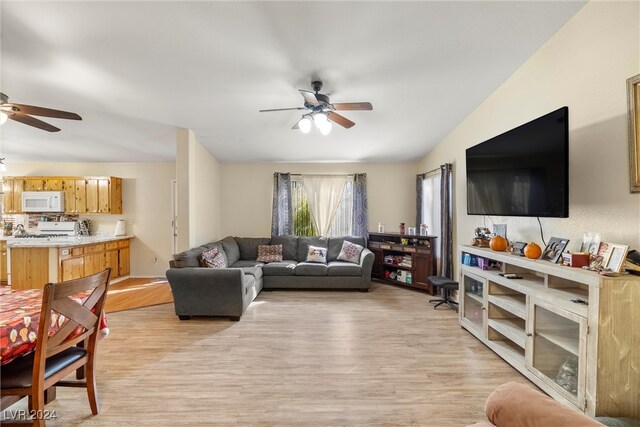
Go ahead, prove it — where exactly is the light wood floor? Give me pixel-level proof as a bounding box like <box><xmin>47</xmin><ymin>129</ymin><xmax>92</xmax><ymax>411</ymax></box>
<box><xmin>3</xmin><ymin>283</ymin><xmax>532</xmax><ymax>426</ymax></box>
<box><xmin>104</xmin><ymin>277</ymin><xmax>173</xmax><ymax>313</ymax></box>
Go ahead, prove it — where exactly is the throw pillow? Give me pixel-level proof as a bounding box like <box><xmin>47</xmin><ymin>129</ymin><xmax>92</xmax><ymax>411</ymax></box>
<box><xmin>337</xmin><ymin>240</ymin><xmax>364</xmax><ymax>264</ymax></box>
<box><xmin>199</xmin><ymin>247</ymin><xmax>226</xmax><ymax>268</ymax></box>
<box><xmin>306</xmin><ymin>245</ymin><xmax>328</xmax><ymax>264</ymax></box>
<box><xmin>256</xmin><ymin>244</ymin><xmax>283</xmax><ymax>263</ymax></box>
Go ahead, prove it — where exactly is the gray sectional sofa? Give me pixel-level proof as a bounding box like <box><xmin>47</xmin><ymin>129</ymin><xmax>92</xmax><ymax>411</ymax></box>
<box><xmin>166</xmin><ymin>235</ymin><xmax>374</xmax><ymax>320</ymax></box>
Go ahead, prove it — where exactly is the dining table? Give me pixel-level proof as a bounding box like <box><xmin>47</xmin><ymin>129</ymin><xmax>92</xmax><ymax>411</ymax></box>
<box><xmin>0</xmin><ymin>287</ymin><xmax>109</xmax><ymax>366</ymax></box>
<box><xmin>0</xmin><ymin>287</ymin><xmax>109</xmax><ymax>408</ymax></box>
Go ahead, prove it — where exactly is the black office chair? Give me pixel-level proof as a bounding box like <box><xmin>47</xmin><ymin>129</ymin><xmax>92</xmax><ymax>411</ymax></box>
<box><xmin>427</xmin><ymin>276</ymin><xmax>459</xmax><ymax>311</ymax></box>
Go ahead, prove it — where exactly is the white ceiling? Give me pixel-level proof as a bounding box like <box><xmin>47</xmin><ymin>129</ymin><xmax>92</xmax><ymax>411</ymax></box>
<box><xmin>0</xmin><ymin>1</ymin><xmax>586</xmax><ymax>164</ymax></box>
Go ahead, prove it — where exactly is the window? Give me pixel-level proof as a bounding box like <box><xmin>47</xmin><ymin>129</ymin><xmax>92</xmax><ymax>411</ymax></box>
<box><xmin>291</xmin><ymin>176</ymin><xmax>354</xmax><ymax>237</ymax></box>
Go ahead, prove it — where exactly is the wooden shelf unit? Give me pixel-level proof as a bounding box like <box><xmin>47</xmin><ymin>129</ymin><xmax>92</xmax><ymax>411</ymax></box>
<box><xmin>459</xmin><ymin>245</ymin><xmax>640</xmax><ymax>418</ymax></box>
<box><xmin>368</xmin><ymin>232</ymin><xmax>437</xmax><ymax>294</ymax></box>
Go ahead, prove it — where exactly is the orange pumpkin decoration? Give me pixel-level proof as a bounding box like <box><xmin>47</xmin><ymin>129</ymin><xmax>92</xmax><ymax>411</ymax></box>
<box><xmin>490</xmin><ymin>235</ymin><xmax>508</xmax><ymax>252</ymax></box>
<box><xmin>524</xmin><ymin>242</ymin><xmax>542</xmax><ymax>259</ymax></box>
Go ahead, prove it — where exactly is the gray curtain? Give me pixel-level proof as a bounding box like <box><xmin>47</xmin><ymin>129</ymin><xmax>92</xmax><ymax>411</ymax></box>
<box><xmin>439</xmin><ymin>164</ymin><xmax>453</xmax><ymax>278</ymax></box>
<box><xmin>271</xmin><ymin>172</ymin><xmax>293</xmax><ymax>236</ymax></box>
<box><xmin>351</xmin><ymin>173</ymin><xmax>368</xmax><ymax>237</ymax></box>
<box><xmin>416</xmin><ymin>174</ymin><xmax>425</xmax><ymax>228</ymax></box>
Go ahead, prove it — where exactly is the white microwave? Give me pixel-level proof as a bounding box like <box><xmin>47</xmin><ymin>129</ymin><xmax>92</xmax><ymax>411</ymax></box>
<box><xmin>22</xmin><ymin>191</ymin><xmax>65</xmax><ymax>213</ymax></box>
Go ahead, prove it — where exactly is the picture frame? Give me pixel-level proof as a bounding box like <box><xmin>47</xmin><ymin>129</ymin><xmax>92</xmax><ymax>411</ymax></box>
<box><xmin>541</xmin><ymin>237</ymin><xmax>570</xmax><ymax>263</ymax></box>
<box><xmin>602</xmin><ymin>243</ymin><xmax>629</xmax><ymax>273</ymax></box>
<box><xmin>627</xmin><ymin>74</ymin><xmax>640</xmax><ymax>192</ymax></box>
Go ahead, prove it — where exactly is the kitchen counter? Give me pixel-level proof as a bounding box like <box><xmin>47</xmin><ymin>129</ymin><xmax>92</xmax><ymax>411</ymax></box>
<box><xmin>6</xmin><ymin>236</ymin><xmax>133</xmax><ymax>289</ymax></box>
<box><xmin>5</xmin><ymin>235</ymin><xmax>135</xmax><ymax>248</ymax></box>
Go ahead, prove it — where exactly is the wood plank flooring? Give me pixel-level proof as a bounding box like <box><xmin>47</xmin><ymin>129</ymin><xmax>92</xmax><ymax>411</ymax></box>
<box><xmin>104</xmin><ymin>277</ymin><xmax>173</xmax><ymax>313</ymax></box>
<box><xmin>1</xmin><ymin>283</ymin><xmax>533</xmax><ymax>426</ymax></box>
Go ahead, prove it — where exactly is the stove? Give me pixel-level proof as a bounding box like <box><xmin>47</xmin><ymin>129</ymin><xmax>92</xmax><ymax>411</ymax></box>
<box><xmin>14</xmin><ymin>233</ymin><xmax>70</xmax><ymax>239</ymax></box>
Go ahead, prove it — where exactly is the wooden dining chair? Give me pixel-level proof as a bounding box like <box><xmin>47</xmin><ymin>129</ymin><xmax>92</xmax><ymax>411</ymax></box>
<box><xmin>0</xmin><ymin>268</ymin><xmax>111</xmax><ymax>426</ymax></box>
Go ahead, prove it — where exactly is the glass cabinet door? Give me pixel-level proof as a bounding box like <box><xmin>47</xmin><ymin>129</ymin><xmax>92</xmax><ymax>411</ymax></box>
<box><xmin>527</xmin><ymin>298</ymin><xmax>587</xmax><ymax>409</ymax></box>
<box><xmin>461</xmin><ymin>271</ymin><xmax>486</xmax><ymax>335</ymax></box>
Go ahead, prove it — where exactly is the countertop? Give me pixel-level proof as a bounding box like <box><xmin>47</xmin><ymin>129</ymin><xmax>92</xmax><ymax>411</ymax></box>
<box><xmin>3</xmin><ymin>235</ymin><xmax>134</xmax><ymax>248</ymax></box>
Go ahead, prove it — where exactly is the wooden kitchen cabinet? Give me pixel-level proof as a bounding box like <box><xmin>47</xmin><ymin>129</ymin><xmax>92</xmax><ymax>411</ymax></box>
<box><xmin>61</xmin><ymin>257</ymin><xmax>84</xmax><ymax>281</ymax></box>
<box><xmin>57</xmin><ymin>238</ymin><xmax>131</xmax><ymax>282</ymax></box>
<box><xmin>43</xmin><ymin>178</ymin><xmax>62</xmax><ymax>191</ymax></box>
<box><xmin>23</xmin><ymin>178</ymin><xmax>44</xmax><ymax>191</ymax></box>
<box><xmin>2</xmin><ymin>178</ymin><xmax>23</xmax><ymax>214</ymax></box>
<box><xmin>1</xmin><ymin>241</ymin><xmax>7</xmax><ymax>285</ymax></box>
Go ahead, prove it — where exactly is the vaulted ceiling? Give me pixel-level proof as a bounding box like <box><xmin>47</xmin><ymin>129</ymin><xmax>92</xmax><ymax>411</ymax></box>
<box><xmin>0</xmin><ymin>1</ymin><xmax>585</xmax><ymax>163</ymax></box>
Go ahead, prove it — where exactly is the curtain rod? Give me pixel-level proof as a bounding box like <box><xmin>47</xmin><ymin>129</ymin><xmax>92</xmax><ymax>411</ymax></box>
<box><xmin>421</xmin><ymin>167</ymin><xmax>440</xmax><ymax>176</ymax></box>
<box><xmin>290</xmin><ymin>173</ymin><xmax>356</xmax><ymax>177</ymax></box>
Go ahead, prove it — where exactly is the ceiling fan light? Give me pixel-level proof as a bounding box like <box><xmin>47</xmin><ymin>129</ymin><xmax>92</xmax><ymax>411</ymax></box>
<box><xmin>313</xmin><ymin>113</ymin><xmax>328</xmax><ymax>127</ymax></box>
<box><xmin>299</xmin><ymin>117</ymin><xmax>312</xmax><ymax>134</ymax></box>
<box><xmin>0</xmin><ymin>111</ymin><xmax>8</xmax><ymax>125</ymax></box>
<box><xmin>0</xmin><ymin>158</ymin><xmax>6</xmax><ymax>172</ymax></box>
<box><xmin>319</xmin><ymin>121</ymin><xmax>332</xmax><ymax>136</ymax></box>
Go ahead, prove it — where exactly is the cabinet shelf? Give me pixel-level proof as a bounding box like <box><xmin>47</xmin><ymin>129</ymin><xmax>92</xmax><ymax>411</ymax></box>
<box><xmin>490</xmin><ymin>338</ymin><xmax>525</xmax><ymax>367</ymax></box>
<box><xmin>536</xmin><ymin>330</ymin><xmax>580</xmax><ymax>356</ymax></box>
<box><xmin>488</xmin><ymin>318</ymin><xmax>526</xmax><ymax>348</ymax></box>
<box><xmin>383</xmin><ymin>263</ymin><xmax>412</xmax><ymax>270</ymax></box>
<box><xmin>488</xmin><ymin>294</ymin><xmax>526</xmax><ymax>319</ymax></box>
<box><xmin>466</xmin><ymin>292</ymin><xmax>483</xmax><ymax>304</ymax></box>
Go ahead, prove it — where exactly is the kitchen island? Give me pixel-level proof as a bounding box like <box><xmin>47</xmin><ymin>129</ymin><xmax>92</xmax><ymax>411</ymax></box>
<box><xmin>6</xmin><ymin>235</ymin><xmax>133</xmax><ymax>290</ymax></box>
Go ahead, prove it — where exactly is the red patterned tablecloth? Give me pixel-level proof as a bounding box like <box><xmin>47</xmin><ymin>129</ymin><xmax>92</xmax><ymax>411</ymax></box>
<box><xmin>0</xmin><ymin>287</ymin><xmax>108</xmax><ymax>365</ymax></box>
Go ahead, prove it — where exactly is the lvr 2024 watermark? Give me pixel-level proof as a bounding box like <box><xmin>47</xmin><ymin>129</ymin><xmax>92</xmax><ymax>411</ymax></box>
<box><xmin>4</xmin><ymin>409</ymin><xmax>58</xmax><ymax>421</ymax></box>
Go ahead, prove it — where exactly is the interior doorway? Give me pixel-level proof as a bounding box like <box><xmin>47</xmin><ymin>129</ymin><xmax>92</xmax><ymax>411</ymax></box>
<box><xmin>171</xmin><ymin>179</ymin><xmax>178</xmax><ymax>255</ymax></box>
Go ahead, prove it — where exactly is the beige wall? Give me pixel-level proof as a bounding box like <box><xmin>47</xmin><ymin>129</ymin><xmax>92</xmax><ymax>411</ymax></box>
<box><xmin>220</xmin><ymin>162</ymin><xmax>417</xmax><ymax>237</ymax></box>
<box><xmin>418</xmin><ymin>1</ymin><xmax>640</xmax><ymax>270</ymax></box>
<box><xmin>176</xmin><ymin>128</ymin><xmax>222</xmax><ymax>250</ymax></box>
<box><xmin>3</xmin><ymin>162</ymin><xmax>176</xmax><ymax>277</ymax></box>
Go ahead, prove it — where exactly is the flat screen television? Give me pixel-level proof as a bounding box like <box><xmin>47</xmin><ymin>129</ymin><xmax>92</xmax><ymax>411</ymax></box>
<box><xmin>466</xmin><ymin>106</ymin><xmax>569</xmax><ymax>218</ymax></box>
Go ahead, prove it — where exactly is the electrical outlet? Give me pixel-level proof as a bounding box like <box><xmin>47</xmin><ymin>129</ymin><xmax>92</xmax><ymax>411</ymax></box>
<box><xmin>153</xmin><ymin>257</ymin><xmax>157</xmax><ymax>264</ymax></box>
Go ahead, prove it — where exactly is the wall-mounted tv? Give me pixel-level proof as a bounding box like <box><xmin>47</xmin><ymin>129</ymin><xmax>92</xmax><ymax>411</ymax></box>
<box><xmin>466</xmin><ymin>107</ymin><xmax>569</xmax><ymax>218</ymax></box>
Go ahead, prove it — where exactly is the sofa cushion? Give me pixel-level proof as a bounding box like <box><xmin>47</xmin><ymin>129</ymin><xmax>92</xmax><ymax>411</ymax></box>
<box><xmin>230</xmin><ymin>260</ymin><xmax>265</xmax><ymax>268</ymax></box>
<box><xmin>173</xmin><ymin>246</ymin><xmax>207</xmax><ymax>268</ymax></box>
<box><xmin>297</xmin><ymin>236</ymin><xmax>328</xmax><ymax>262</ymax></box>
<box><xmin>262</xmin><ymin>260</ymin><xmax>297</xmax><ymax>276</ymax></box>
<box><xmin>220</xmin><ymin>236</ymin><xmax>241</xmax><ymax>265</ymax></box>
<box><xmin>306</xmin><ymin>245</ymin><xmax>328</xmax><ymax>264</ymax></box>
<box><xmin>256</xmin><ymin>244</ymin><xmax>283</xmax><ymax>263</ymax></box>
<box><xmin>202</xmin><ymin>242</ymin><xmax>228</xmax><ymax>267</ymax></box>
<box><xmin>294</xmin><ymin>262</ymin><xmax>328</xmax><ymax>276</ymax></box>
<box><xmin>270</xmin><ymin>235</ymin><xmax>298</xmax><ymax>261</ymax></box>
<box><xmin>199</xmin><ymin>247</ymin><xmax>227</xmax><ymax>268</ymax></box>
<box><xmin>235</xmin><ymin>237</ymin><xmax>271</xmax><ymax>260</ymax></box>
<box><xmin>327</xmin><ymin>236</ymin><xmax>366</xmax><ymax>262</ymax></box>
<box><xmin>239</xmin><ymin>266</ymin><xmax>263</xmax><ymax>280</ymax></box>
<box><xmin>327</xmin><ymin>261</ymin><xmax>362</xmax><ymax>276</ymax></box>
<box><xmin>337</xmin><ymin>240</ymin><xmax>364</xmax><ymax>264</ymax></box>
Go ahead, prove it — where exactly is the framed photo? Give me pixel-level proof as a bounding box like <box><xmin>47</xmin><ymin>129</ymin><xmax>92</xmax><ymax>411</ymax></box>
<box><xmin>627</xmin><ymin>74</ymin><xmax>640</xmax><ymax>192</ymax></box>
<box><xmin>602</xmin><ymin>243</ymin><xmax>629</xmax><ymax>273</ymax></box>
<box><xmin>541</xmin><ymin>237</ymin><xmax>570</xmax><ymax>263</ymax></box>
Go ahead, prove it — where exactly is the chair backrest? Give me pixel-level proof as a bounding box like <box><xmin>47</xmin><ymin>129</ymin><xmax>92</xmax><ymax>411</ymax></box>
<box><xmin>33</xmin><ymin>268</ymin><xmax>111</xmax><ymax>363</ymax></box>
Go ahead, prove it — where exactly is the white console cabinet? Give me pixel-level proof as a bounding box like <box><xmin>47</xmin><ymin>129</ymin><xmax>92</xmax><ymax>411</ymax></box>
<box><xmin>459</xmin><ymin>245</ymin><xmax>640</xmax><ymax>418</ymax></box>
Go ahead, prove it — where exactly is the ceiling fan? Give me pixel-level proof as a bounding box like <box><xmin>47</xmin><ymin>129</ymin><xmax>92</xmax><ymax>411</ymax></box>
<box><xmin>0</xmin><ymin>92</ymin><xmax>82</xmax><ymax>132</ymax></box>
<box><xmin>259</xmin><ymin>80</ymin><xmax>372</xmax><ymax>135</ymax></box>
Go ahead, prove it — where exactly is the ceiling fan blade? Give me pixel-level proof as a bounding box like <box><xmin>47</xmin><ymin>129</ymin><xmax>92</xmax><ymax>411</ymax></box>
<box><xmin>9</xmin><ymin>113</ymin><xmax>61</xmax><ymax>132</ymax></box>
<box><xmin>9</xmin><ymin>103</ymin><xmax>82</xmax><ymax>120</ymax></box>
<box><xmin>299</xmin><ymin>90</ymin><xmax>319</xmax><ymax>106</ymax></box>
<box><xmin>327</xmin><ymin>111</ymin><xmax>355</xmax><ymax>129</ymax></box>
<box><xmin>291</xmin><ymin>120</ymin><xmax>300</xmax><ymax>130</ymax></box>
<box><xmin>259</xmin><ymin>107</ymin><xmax>307</xmax><ymax>112</ymax></box>
<box><xmin>332</xmin><ymin>102</ymin><xmax>373</xmax><ymax>111</ymax></box>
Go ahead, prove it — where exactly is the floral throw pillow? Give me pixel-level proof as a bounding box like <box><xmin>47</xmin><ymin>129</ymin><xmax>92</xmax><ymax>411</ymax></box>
<box><xmin>306</xmin><ymin>245</ymin><xmax>328</xmax><ymax>264</ymax></box>
<box><xmin>257</xmin><ymin>244</ymin><xmax>283</xmax><ymax>263</ymax></box>
<box><xmin>199</xmin><ymin>247</ymin><xmax>226</xmax><ymax>268</ymax></box>
<box><xmin>337</xmin><ymin>240</ymin><xmax>364</xmax><ymax>264</ymax></box>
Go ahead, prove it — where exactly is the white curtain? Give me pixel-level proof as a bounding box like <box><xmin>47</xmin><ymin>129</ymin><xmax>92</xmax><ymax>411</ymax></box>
<box><xmin>421</xmin><ymin>173</ymin><xmax>442</xmax><ymax>259</ymax></box>
<box><xmin>302</xmin><ymin>175</ymin><xmax>349</xmax><ymax>236</ymax></box>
